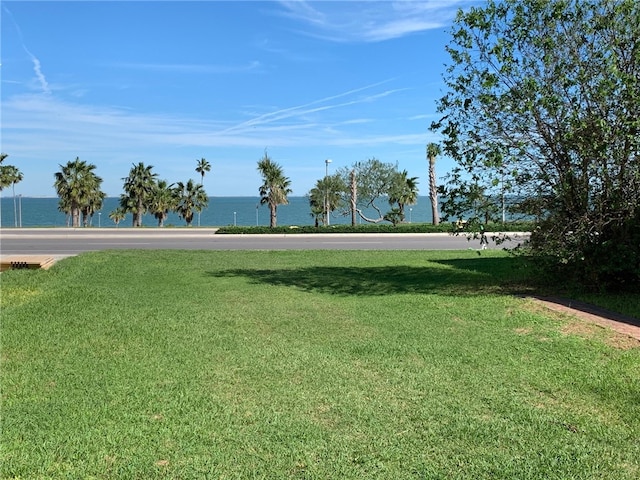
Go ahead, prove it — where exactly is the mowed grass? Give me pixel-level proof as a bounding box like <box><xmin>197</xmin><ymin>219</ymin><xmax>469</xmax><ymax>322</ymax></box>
<box><xmin>1</xmin><ymin>250</ymin><xmax>639</xmax><ymax>479</ymax></box>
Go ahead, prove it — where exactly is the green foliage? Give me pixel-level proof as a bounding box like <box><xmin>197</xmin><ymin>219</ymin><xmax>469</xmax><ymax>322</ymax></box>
<box><xmin>257</xmin><ymin>151</ymin><xmax>292</xmax><ymax>228</ymax></box>
<box><xmin>120</xmin><ymin>162</ymin><xmax>158</xmax><ymax>227</ymax></box>
<box><xmin>335</xmin><ymin>158</ymin><xmax>420</xmax><ymax>225</ymax></box>
<box><xmin>195</xmin><ymin>157</ymin><xmax>211</xmax><ymax>185</ymax></box>
<box><xmin>173</xmin><ymin>179</ymin><xmax>208</xmax><ymax>227</ymax></box>
<box><xmin>426</xmin><ymin>143</ymin><xmax>442</xmax><ymax>225</ymax></box>
<box><xmin>108</xmin><ymin>207</ymin><xmax>126</xmax><ymax>227</ymax></box>
<box><xmin>432</xmin><ymin>0</ymin><xmax>640</xmax><ymax>291</ymax></box>
<box><xmin>216</xmin><ymin>221</ymin><xmax>532</xmax><ymax>235</ymax></box>
<box><xmin>308</xmin><ymin>174</ymin><xmax>346</xmax><ymax>226</ymax></box>
<box><xmin>53</xmin><ymin>157</ymin><xmax>105</xmax><ymax>228</ymax></box>
<box><xmin>1</xmin><ymin>250</ymin><xmax>639</xmax><ymax>478</ymax></box>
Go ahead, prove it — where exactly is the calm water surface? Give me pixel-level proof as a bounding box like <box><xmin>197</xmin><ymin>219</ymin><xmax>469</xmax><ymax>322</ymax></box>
<box><xmin>0</xmin><ymin>196</ymin><xmax>436</xmax><ymax>228</ymax></box>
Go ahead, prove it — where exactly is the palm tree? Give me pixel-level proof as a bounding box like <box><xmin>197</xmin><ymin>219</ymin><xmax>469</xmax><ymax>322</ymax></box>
<box><xmin>308</xmin><ymin>175</ymin><xmax>345</xmax><ymax>226</ymax></box>
<box><xmin>388</xmin><ymin>170</ymin><xmax>419</xmax><ymax>223</ymax></box>
<box><xmin>0</xmin><ymin>154</ymin><xmax>5</xmax><ymax>227</ymax></box>
<box><xmin>173</xmin><ymin>179</ymin><xmax>208</xmax><ymax>227</ymax></box>
<box><xmin>195</xmin><ymin>158</ymin><xmax>211</xmax><ymax>226</ymax></box>
<box><xmin>195</xmin><ymin>158</ymin><xmax>211</xmax><ymax>186</ymax></box>
<box><xmin>427</xmin><ymin>143</ymin><xmax>441</xmax><ymax>225</ymax></box>
<box><xmin>109</xmin><ymin>207</ymin><xmax>126</xmax><ymax>227</ymax></box>
<box><xmin>307</xmin><ymin>187</ymin><xmax>325</xmax><ymax>227</ymax></box>
<box><xmin>149</xmin><ymin>179</ymin><xmax>176</xmax><ymax>227</ymax></box>
<box><xmin>257</xmin><ymin>151</ymin><xmax>292</xmax><ymax>228</ymax></box>
<box><xmin>121</xmin><ymin>162</ymin><xmax>157</xmax><ymax>227</ymax></box>
<box><xmin>81</xmin><ymin>187</ymin><xmax>106</xmax><ymax>227</ymax></box>
<box><xmin>54</xmin><ymin>157</ymin><xmax>104</xmax><ymax>228</ymax></box>
<box><xmin>2</xmin><ymin>165</ymin><xmax>23</xmax><ymax>227</ymax></box>
<box><xmin>0</xmin><ymin>153</ymin><xmax>11</xmax><ymax>227</ymax></box>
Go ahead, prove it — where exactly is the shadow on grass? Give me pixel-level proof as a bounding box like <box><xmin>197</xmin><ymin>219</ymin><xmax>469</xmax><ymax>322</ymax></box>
<box><xmin>207</xmin><ymin>256</ymin><xmax>532</xmax><ymax>297</ymax></box>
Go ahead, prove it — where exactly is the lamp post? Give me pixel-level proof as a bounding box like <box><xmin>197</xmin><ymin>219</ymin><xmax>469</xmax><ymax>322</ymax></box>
<box><xmin>409</xmin><ymin>207</ymin><xmax>412</xmax><ymax>223</ymax></box>
<box><xmin>325</xmin><ymin>159</ymin><xmax>332</xmax><ymax>226</ymax></box>
<box><xmin>98</xmin><ymin>212</ymin><xmax>101</xmax><ymax>228</ymax></box>
<box><xmin>256</xmin><ymin>204</ymin><xmax>259</xmax><ymax>226</ymax></box>
<box><xmin>233</xmin><ymin>211</ymin><xmax>237</xmax><ymax>226</ymax></box>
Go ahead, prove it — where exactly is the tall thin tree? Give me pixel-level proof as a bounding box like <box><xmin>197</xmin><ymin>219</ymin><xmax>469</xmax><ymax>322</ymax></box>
<box><xmin>0</xmin><ymin>153</ymin><xmax>7</xmax><ymax>227</ymax></box>
<box><xmin>195</xmin><ymin>158</ymin><xmax>211</xmax><ymax>226</ymax></box>
<box><xmin>195</xmin><ymin>158</ymin><xmax>211</xmax><ymax>186</ymax></box>
<box><xmin>427</xmin><ymin>143</ymin><xmax>441</xmax><ymax>225</ymax></box>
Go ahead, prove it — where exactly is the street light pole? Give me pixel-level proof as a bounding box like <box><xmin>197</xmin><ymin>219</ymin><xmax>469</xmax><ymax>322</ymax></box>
<box><xmin>98</xmin><ymin>212</ymin><xmax>101</xmax><ymax>228</ymax></box>
<box><xmin>325</xmin><ymin>159</ymin><xmax>332</xmax><ymax>226</ymax></box>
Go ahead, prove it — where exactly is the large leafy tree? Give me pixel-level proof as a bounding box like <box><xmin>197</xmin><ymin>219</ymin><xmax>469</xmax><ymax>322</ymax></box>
<box><xmin>173</xmin><ymin>179</ymin><xmax>208</xmax><ymax>227</ymax></box>
<box><xmin>54</xmin><ymin>157</ymin><xmax>104</xmax><ymax>228</ymax></box>
<box><xmin>257</xmin><ymin>151</ymin><xmax>292</xmax><ymax>228</ymax></box>
<box><xmin>121</xmin><ymin>162</ymin><xmax>158</xmax><ymax>227</ymax></box>
<box><xmin>431</xmin><ymin>0</ymin><xmax>640</xmax><ymax>290</ymax></box>
<box><xmin>337</xmin><ymin>158</ymin><xmax>414</xmax><ymax>225</ymax></box>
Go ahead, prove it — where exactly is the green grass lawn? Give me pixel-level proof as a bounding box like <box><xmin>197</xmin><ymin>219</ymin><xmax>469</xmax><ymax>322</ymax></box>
<box><xmin>1</xmin><ymin>250</ymin><xmax>639</xmax><ymax>479</ymax></box>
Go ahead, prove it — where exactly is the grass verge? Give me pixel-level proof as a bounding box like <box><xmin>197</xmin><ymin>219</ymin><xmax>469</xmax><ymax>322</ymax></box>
<box><xmin>1</xmin><ymin>250</ymin><xmax>639</xmax><ymax>479</ymax></box>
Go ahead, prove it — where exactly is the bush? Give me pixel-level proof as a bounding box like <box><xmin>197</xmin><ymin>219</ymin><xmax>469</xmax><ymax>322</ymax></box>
<box><xmin>215</xmin><ymin>221</ymin><xmax>534</xmax><ymax>235</ymax></box>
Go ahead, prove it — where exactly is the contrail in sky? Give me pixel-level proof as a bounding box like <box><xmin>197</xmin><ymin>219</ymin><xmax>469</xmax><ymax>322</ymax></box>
<box><xmin>2</xmin><ymin>5</ymin><xmax>51</xmax><ymax>94</ymax></box>
<box><xmin>218</xmin><ymin>79</ymin><xmax>397</xmax><ymax>134</ymax></box>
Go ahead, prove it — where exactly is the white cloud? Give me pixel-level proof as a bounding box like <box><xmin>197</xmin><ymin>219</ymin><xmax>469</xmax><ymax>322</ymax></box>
<box><xmin>275</xmin><ymin>0</ymin><xmax>472</xmax><ymax>42</ymax></box>
<box><xmin>2</xmin><ymin>77</ymin><xmax>425</xmax><ymax>157</ymax></box>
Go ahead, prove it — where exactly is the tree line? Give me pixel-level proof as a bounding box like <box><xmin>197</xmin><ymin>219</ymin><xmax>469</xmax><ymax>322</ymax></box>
<box><xmin>255</xmin><ymin>148</ymin><xmax>442</xmax><ymax>229</ymax></box>
<box><xmin>51</xmin><ymin>157</ymin><xmax>211</xmax><ymax>228</ymax></box>
<box><xmin>1</xmin><ymin>148</ymin><xmax>443</xmax><ymax>229</ymax></box>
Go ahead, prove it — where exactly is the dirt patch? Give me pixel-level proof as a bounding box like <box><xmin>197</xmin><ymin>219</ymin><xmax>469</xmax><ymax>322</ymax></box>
<box><xmin>523</xmin><ymin>296</ymin><xmax>640</xmax><ymax>349</ymax></box>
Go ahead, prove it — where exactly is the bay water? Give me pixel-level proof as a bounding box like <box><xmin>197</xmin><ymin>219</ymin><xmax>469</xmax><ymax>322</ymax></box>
<box><xmin>0</xmin><ymin>196</ymin><xmax>435</xmax><ymax>228</ymax></box>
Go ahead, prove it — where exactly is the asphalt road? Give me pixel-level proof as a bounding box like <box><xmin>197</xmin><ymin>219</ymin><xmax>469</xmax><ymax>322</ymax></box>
<box><xmin>0</xmin><ymin>228</ymin><xmax>529</xmax><ymax>256</ymax></box>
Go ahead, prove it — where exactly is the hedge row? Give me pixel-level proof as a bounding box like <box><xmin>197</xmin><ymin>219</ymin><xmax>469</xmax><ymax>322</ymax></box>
<box><xmin>215</xmin><ymin>221</ymin><xmax>534</xmax><ymax>235</ymax></box>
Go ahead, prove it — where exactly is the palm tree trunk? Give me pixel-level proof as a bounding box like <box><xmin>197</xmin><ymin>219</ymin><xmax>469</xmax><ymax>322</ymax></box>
<box><xmin>270</xmin><ymin>203</ymin><xmax>277</xmax><ymax>228</ymax></box>
<box><xmin>135</xmin><ymin>198</ymin><xmax>144</xmax><ymax>227</ymax></box>
<box><xmin>12</xmin><ymin>183</ymin><xmax>17</xmax><ymax>227</ymax></box>
<box><xmin>350</xmin><ymin>170</ymin><xmax>357</xmax><ymax>226</ymax></box>
<box><xmin>429</xmin><ymin>157</ymin><xmax>440</xmax><ymax>225</ymax></box>
<box><xmin>72</xmin><ymin>206</ymin><xmax>81</xmax><ymax>227</ymax></box>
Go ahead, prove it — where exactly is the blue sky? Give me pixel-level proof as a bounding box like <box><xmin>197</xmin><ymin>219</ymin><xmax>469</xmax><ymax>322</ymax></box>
<box><xmin>1</xmin><ymin>0</ymin><xmax>472</xmax><ymax>197</ymax></box>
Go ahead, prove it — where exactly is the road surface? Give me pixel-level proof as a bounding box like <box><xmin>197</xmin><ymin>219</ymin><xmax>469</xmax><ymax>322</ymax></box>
<box><xmin>0</xmin><ymin>228</ymin><xmax>529</xmax><ymax>256</ymax></box>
